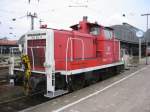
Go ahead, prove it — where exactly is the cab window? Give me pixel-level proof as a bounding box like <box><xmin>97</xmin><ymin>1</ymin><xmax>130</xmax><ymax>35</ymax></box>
<box><xmin>90</xmin><ymin>27</ymin><xmax>100</xmax><ymax>36</ymax></box>
<box><xmin>104</xmin><ymin>29</ymin><xmax>113</xmax><ymax>39</ymax></box>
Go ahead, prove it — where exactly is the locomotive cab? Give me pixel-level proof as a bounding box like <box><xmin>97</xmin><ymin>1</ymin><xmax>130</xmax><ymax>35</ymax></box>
<box><xmin>70</xmin><ymin>16</ymin><xmax>101</xmax><ymax>36</ymax></box>
<box><xmin>70</xmin><ymin>16</ymin><xmax>115</xmax><ymax>41</ymax></box>
<box><xmin>103</xmin><ymin>27</ymin><xmax>114</xmax><ymax>39</ymax></box>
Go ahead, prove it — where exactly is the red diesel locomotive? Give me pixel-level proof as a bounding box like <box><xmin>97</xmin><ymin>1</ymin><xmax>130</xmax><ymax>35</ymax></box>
<box><xmin>12</xmin><ymin>16</ymin><xmax>124</xmax><ymax>98</ymax></box>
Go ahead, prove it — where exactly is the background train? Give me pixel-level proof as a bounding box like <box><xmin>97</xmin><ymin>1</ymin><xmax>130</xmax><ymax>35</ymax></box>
<box><xmin>11</xmin><ymin>16</ymin><xmax>124</xmax><ymax>98</ymax></box>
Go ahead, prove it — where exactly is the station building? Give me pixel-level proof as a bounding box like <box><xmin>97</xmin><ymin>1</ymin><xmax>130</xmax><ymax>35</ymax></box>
<box><xmin>111</xmin><ymin>23</ymin><xmax>146</xmax><ymax>56</ymax></box>
<box><xmin>0</xmin><ymin>38</ymin><xmax>18</xmax><ymax>55</ymax></box>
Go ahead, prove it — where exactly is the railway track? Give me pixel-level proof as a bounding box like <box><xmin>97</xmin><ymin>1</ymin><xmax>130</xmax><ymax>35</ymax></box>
<box><xmin>0</xmin><ymin>66</ymin><xmax>50</xmax><ymax>112</ymax></box>
<box><xmin>0</xmin><ymin>82</ymin><xmax>52</xmax><ymax>112</ymax></box>
<box><xmin>0</xmin><ymin>92</ymin><xmax>50</xmax><ymax>112</ymax></box>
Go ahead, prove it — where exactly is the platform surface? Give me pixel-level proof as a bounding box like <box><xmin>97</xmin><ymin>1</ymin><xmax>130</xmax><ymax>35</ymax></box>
<box><xmin>22</xmin><ymin>64</ymin><xmax>150</xmax><ymax>112</ymax></box>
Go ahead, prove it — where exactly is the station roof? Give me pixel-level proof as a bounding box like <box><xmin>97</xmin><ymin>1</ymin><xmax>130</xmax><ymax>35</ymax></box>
<box><xmin>0</xmin><ymin>39</ymin><xmax>17</xmax><ymax>46</ymax></box>
<box><xmin>111</xmin><ymin>23</ymin><xmax>145</xmax><ymax>44</ymax></box>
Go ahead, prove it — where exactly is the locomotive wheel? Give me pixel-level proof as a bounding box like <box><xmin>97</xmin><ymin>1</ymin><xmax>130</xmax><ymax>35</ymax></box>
<box><xmin>29</xmin><ymin>76</ymin><xmax>46</xmax><ymax>94</ymax></box>
<box><xmin>68</xmin><ymin>74</ymin><xmax>85</xmax><ymax>91</ymax></box>
<box><xmin>55</xmin><ymin>74</ymin><xmax>66</xmax><ymax>90</ymax></box>
<box><xmin>84</xmin><ymin>71</ymin><xmax>100</xmax><ymax>85</ymax></box>
<box><xmin>99</xmin><ymin>69</ymin><xmax>109</xmax><ymax>80</ymax></box>
<box><xmin>92</xmin><ymin>71</ymin><xmax>101</xmax><ymax>83</ymax></box>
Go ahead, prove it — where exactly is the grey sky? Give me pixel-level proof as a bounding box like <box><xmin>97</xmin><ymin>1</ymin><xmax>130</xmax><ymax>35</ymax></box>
<box><xmin>0</xmin><ymin>0</ymin><xmax>149</xmax><ymax>40</ymax></box>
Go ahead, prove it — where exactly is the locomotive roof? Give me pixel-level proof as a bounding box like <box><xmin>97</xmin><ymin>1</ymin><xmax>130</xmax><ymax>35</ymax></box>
<box><xmin>104</xmin><ymin>27</ymin><xmax>114</xmax><ymax>30</ymax></box>
<box><xmin>70</xmin><ymin>22</ymin><xmax>114</xmax><ymax>31</ymax></box>
<box><xmin>70</xmin><ymin>22</ymin><xmax>101</xmax><ymax>30</ymax></box>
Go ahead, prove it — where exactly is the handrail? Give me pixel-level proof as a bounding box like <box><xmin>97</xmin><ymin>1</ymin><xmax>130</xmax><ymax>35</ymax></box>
<box><xmin>70</xmin><ymin>38</ymin><xmax>85</xmax><ymax>60</ymax></box>
<box><xmin>30</xmin><ymin>48</ymin><xmax>35</xmax><ymax>70</ymax></box>
<box><xmin>28</xmin><ymin>46</ymin><xmax>45</xmax><ymax>48</ymax></box>
<box><xmin>65</xmin><ymin>37</ymin><xmax>85</xmax><ymax>73</ymax></box>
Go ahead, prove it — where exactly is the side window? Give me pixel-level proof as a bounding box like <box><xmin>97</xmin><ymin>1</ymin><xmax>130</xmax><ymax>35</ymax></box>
<box><xmin>90</xmin><ymin>27</ymin><xmax>100</xmax><ymax>36</ymax></box>
<box><xmin>104</xmin><ymin>29</ymin><xmax>113</xmax><ymax>39</ymax></box>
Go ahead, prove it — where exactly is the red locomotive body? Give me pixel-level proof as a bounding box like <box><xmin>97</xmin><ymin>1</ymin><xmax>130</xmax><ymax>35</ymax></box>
<box><xmin>28</xmin><ymin>17</ymin><xmax>120</xmax><ymax>71</ymax></box>
<box><xmin>13</xmin><ymin>17</ymin><xmax>123</xmax><ymax>98</ymax></box>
